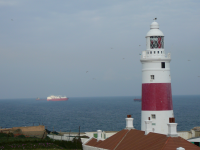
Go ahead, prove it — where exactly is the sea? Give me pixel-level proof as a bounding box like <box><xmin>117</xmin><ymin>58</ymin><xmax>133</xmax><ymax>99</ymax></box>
<box><xmin>0</xmin><ymin>95</ymin><xmax>200</xmax><ymax>133</ymax></box>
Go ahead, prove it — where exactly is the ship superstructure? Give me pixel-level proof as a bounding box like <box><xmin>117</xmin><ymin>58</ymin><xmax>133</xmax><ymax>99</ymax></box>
<box><xmin>47</xmin><ymin>95</ymin><xmax>68</xmax><ymax>101</ymax></box>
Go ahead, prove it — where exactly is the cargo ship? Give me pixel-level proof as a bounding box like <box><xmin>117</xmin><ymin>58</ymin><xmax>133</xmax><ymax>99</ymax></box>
<box><xmin>47</xmin><ymin>95</ymin><xmax>69</xmax><ymax>101</ymax></box>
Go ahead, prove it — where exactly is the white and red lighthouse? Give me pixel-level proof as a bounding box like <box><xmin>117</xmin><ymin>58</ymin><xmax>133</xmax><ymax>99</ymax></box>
<box><xmin>140</xmin><ymin>20</ymin><xmax>174</xmax><ymax>134</ymax></box>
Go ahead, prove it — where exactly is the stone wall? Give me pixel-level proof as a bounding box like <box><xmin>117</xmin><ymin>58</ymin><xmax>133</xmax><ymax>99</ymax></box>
<box><xmin>11</xmin><ymin>125</ymin><xmax>45</xmax><ymax>132</ymax></box>
<box><xmin>0</xmin><ymin>125</ymin><xmax>46</xmax><ymax>139</ymax></box>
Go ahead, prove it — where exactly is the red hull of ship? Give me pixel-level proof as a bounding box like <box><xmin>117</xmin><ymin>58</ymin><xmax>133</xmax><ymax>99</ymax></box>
<box><xmin>47</xmin><ymin>98</ymin><xmax>69</xmax><ymax>101</ymax></box>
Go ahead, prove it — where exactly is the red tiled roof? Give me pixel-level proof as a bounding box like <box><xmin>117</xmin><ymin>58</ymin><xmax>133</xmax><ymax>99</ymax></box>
<box><xmin>85</xmin><ymin>138</ymin><xmax>103</xmax><ymax>147</ymax></box>
<box><xmin>85</xmin><ymin>138</ymin><xmax>97</xmax><ymax>146</ymax></box>
<box><xmin>161</xmin><ymin>137</ymin><xmax>200</xmax><ymax>150</ymax></box>
<box><xmin>85</xmin><ymin>129</ymin><xmax>129</xmax><ymax>149</ymax></box>
<box><xmin>96</xmin><ymin>129</ymin><xmax>129</xmax><ymax>149</ymax></box>
<box><xmin>85</xmin><ymin>129</ymin><xmax>200</xmax><ymax>150</ymax></box>
<box><xmin>115</xmin><ymin>129</ymin><xmax>146</xmax><ymax>150</ymax></box>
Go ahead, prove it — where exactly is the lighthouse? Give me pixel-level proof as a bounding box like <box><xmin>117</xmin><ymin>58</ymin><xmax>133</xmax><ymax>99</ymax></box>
<box><xmin>140</xmin><ymin>20</ymin><xmax>174</xmax><ymax>135</ymax></box>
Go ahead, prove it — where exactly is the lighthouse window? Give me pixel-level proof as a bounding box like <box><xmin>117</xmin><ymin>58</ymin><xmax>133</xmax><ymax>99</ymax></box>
<box><xmin>161</xmin><ymin>62</ymin><xmax>165</xmax><ymax>68</ymax></box>
<box><xmin>151</xmin><ymin>75</ymin><xmax>154</xmax><ymax>80</ymax></box>
<box><xmin>154</xmin><ymin>51</ymin><xmax>156</xmax><ymax>54</ymax></box>
<box><xmin>151</xmin><ymin>114</ymin><xmax>156</xmax><ymax>119</ymax></box>
<box><xmin>150</xmin><ymin>51</ymin><xmax>152</xmax><ymax>54</ymax></box>
<box><xmin>150</xmin><ymin>36</ymin><xmax>164</xmax><ymax>49</ymax></box>
<box><xmin>157</xmin><ymin>51</ymin><xmax>159</xmax><ymax>54</ymax></box>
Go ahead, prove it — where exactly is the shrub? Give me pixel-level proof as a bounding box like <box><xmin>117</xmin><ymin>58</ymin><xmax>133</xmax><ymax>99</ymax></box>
<box><xmin>52</xmin><ymin>131</ymin><xmax>59</xmax><ymax>135</ymax></box>
<box><xmin>46</xmin><ymin>129</ymin><xmax>51</xmax><ymax>134</ymax></box>
<box><xmin>0</xmin><ymin>132</ymin><xmax>7</xmax><ymax>137</ymax></box>
<box><xmin>16</xmin><ymin>134</ymin><xmax>26</xmax><ymax>138</ymax></box>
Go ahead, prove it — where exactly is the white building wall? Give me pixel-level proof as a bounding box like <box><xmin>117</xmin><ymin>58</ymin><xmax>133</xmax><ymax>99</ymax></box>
<box><xmin>188</xmin><ymin>137</ymin><xmax>200</xmax><ymax>142</ymax></box>
<box><xmin>83</xmin><ymin>145</ymin><xmax>96</xmax><ymax>150</ymax></box>
<box><xmin>178</xmin><ymin>131</ymin><xmax>192</xmax><ymax>140</ymax></box>
<box><xmin>142</xmin><ymin>60</ymin><xmax>170</xmax><ymax>69</ymax></box>
<box><xmin>83</xmin><ymin>145</ymin><xmax>109</xmax><ymax>150</ymax></box>
<box><xmin>142</xmin><ymin>70</ymin><xmax>171</xmax><ymax>83</ymax></box>
<box><xmin>141</xmin><ymin>110</ymin><xmax>174</xmax><ymax>135</ymax></box>
<box><xmin>85</xmin><ymin>131</ymin><xmax>117</xmax><ymax>140</ymax></box>
<box><xmin>81</xmin><ymin>138</ymin><xmax>91</xmax><ymax>144</ymax></box>
<box><xmin>141</xmin><ymin>60</ymin><xmax>171</xmax><ymax>83</ymax></box>
<box><xmin>47</xmin><ymin>134</ymin><xmax>74</xmax><ymax>141</ymax></box>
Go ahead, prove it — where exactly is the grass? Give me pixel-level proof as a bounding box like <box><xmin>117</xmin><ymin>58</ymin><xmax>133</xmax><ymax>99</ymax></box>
<box><xmin>0</xmin><ymin>132</ymin><xmax>83</xmax><ymax>149</ymax></box>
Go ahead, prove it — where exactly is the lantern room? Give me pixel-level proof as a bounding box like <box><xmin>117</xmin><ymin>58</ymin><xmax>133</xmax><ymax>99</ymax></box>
<box><xmin>144</xmin><ymin>21</ymin><xmax>166</xmax><ymax>58</ymax></box>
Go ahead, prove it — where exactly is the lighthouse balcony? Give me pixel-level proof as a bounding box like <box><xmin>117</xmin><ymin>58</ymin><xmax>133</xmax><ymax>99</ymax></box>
<box><xmin>140</xmin><ymin>51</ymin><xmax>171</xmax><ymax>61</ymax></box>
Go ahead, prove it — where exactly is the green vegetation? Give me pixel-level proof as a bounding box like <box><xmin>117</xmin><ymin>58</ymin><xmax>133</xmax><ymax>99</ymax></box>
<box><xmin>0</xmin><ymin>132</ymin><xmax>82</xmax><ymax>149</ymax></box>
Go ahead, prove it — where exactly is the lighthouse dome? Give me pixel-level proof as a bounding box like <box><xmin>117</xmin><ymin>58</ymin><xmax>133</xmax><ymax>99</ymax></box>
<box><xmin>150</xmin><ymin>21</ymin><xmax>159</xmax><ymax>29</ymax></box>
<box><xmin>146</xmin><ymin>21</ymin><xmax>164</xmax><ymax>37</ymax></box>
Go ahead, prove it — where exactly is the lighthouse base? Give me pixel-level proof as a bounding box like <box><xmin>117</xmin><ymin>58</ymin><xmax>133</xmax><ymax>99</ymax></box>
<box><xmin>141</xmin><ymin>110</ymin><xmax>174</xmax><ymax>135</ymax></box>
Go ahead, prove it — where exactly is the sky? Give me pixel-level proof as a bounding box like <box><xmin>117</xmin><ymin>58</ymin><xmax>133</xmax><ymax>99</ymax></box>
<box><xmin>0</xmin><ymin>0</ymin><xmax>200</xmax><ymax>99</ymax></box>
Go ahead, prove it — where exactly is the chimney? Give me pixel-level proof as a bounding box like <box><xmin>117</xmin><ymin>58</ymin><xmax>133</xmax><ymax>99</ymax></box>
<box><xmin>125</xmin><ymin>115</ymin><xmax>134</xmax><ymax>129</ymax></box>
<box><xmin>145</xmin><ymin>120</ymin><xmax>152</xmax><ymax>135</ymax></box>
<box><xmin>167</xmin><ymin>117</ymin><xmax>178</xmax><ymax>137</ymax></box>
<box><xmin>169</xmin><ymin>117</ymin><xmax>175</xmax><ymax>123</ymax></box>
<box><xmin>177</xmin><ymin>147</ymin><xmax>185</xmax><ymax>150</ymax></box>
<box><xmin>97</xmin><ymin>130</ymin><xmax>102</xmax><ymax>141</ymax></box>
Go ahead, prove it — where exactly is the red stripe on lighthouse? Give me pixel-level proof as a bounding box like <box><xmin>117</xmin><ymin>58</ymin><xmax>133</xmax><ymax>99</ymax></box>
<box><xmin>142</xmin><ymin>83</ymin><xmax>173</xmax><ymax>110</ymax></box>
